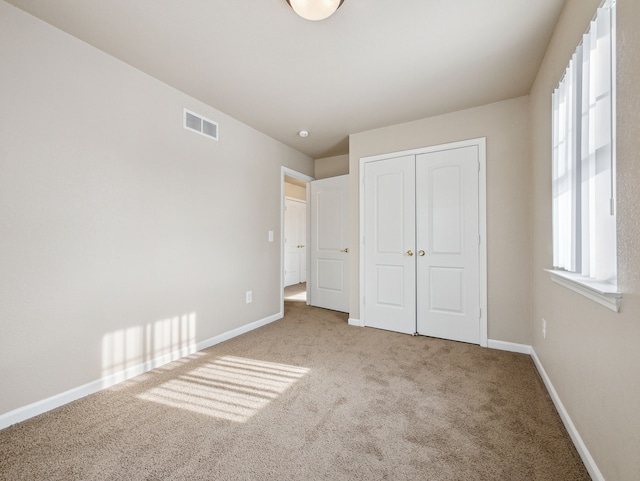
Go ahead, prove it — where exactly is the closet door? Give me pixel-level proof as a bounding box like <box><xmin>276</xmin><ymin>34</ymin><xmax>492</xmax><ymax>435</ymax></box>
<box><xmin>363</xmin><ymin>156</ymin><xmax>416</xmax><ymax>335</ymax></box>
<box><xmin>415</xmin><ymin>146</ymin><xmax>480</xmax><ymax>344</ymax></box>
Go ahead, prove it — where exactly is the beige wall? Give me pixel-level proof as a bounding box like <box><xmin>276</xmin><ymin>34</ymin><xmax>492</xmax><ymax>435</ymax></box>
<box><xmin>3</xmin><ymin>1</ymin><xmax>639</xmax><ymax>476</ymax></box>
<box><xmin>284</xmin><ymin>181</ymin><xmax>306</xmax><ymax>201</ymax></box>
<box><xmin>315</xmin><ymin>154</ymin><xmax>349</xmax><ymax>179</ymax></box>
<box><xmin>0</xmin><ymin>2</ymin><xmax>313</xmax><ymax>417</ymax></box>
<box><xmin>530</xmin><ymin>0</ymin><xmax>640</xmax><ymax>479</ymax></box>
<box><xmin>349</xmin><ymin>96</ymin><xmax>532</xmax><ymax>344</ymax></box>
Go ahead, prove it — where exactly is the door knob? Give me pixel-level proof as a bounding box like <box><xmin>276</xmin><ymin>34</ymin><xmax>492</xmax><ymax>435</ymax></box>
<box><xmin>418</xmin><ymin>250</ymin><xmax>425</xmax><ymax>256</ymax></box>
<box><xmin>406</xmin><ymin>250</ymin><xmax>414</xmax><ymax>257</ymax></box>
<box><xmin>341</xmin><ymin>248</ymin><xmax>350</xmax><ymax>253</ymax></box>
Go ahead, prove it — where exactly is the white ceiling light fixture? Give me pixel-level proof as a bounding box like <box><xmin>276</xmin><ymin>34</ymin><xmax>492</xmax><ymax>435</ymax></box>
<box><xmin>286</xmin><ymin>0</ymin><xmax>344</xmax><ymax>21</ymax></box>
<box><xmin>298</xmin><ymin>130</ymin><xmax>310</xmax><ymax>138</ymax></box>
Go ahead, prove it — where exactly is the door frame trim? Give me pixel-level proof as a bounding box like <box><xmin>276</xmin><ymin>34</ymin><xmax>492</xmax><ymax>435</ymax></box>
<box><xmin>358</xmin><ymin>137</ymin><xmax>488</xmax><ymax>347</ymax></box>
<box><xmin>281</xmin><ymin>167</ymin><xmax>314</xmax><ymax>314</ymax></box>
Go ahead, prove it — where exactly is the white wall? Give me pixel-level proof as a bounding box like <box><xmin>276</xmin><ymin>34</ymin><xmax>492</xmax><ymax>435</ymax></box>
<box><xmin>349</xmin><ymin>96</ymin><xmax>532</xmax><ymax>344</ymax></box>
<box><xmin>530</xmin><ymin>0</ymin><xmax>640</xmax><ymax>479</ymax></box>
<box><xmin>0</xmin><ymin>2</ymin><xmax>313</xmax><ymax>418</ymax></box>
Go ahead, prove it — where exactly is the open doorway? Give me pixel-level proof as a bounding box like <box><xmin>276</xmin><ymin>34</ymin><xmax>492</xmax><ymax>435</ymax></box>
<box><xmin>284</xmin><ymin>282</ymin><xmax>307</xmax><ymax>303</ymax></box>
<box><xmin>281</xmin><ymin>167</ymin><xmax>313</xmax><ymax>312</ymax></box>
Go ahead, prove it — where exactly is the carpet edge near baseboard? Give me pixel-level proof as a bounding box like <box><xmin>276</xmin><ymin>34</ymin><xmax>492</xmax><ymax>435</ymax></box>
<box><xmin>488</xmin><ymin>339</ymin><xmax>604</xmax><ymax>480</ymax></box>
<box><xmin>0</xmin><ymin>323</ymin><xmax>605</xmax><ymax>481</ymax></box>
<box><xmin>0</xmin><ymin>310</ymin><xmax>284</xmax><ymax>431</ymax></box>
<box><xmin>530</xmin><ymin>348</ymin><xmax>606</xmax><ymax>481</ymax></box>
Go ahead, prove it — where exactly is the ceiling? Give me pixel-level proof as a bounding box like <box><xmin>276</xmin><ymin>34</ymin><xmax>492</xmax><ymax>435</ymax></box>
<box><xmin>7</xmin><ymin>0</ymin><xmax>566</xmax><ymax>159</ymax></box>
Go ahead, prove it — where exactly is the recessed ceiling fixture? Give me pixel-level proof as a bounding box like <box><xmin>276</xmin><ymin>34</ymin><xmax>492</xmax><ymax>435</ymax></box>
<box><xmin>298</xmin><ymin>130</ymin><xmax>310</xmax><ymax>138</ymax></box>
<box><xmin>286</xmin><ymin>0</ymin><xmax>344</xmax><ymax>21</ymax></box>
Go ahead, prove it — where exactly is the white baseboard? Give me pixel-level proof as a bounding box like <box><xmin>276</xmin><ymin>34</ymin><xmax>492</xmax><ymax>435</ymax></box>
<box><xmin>530</xmin><ymin>348</ymin><xmax>605</xmax><ymax>481</ymax></box>
<box><xmin>0</xmin><ymin>310</ymin><xmax>284</xmax><ymax>431</ymax></box>
<box><xmin>348</xmin><ymin>317</ymin><xmax>363</xmax><ymax>327</ymax></box>
<box><xmin>195</xmin><ymin>311</ymin><xmax>283</xmax><ymax>352</ymax></box>
<box><xmin>0</xmin><ymin>317</ymin><xmax>605</xmax><ymax>481</ymax></box>
<box><xmin>483</xmin><ymin>339</ymin><xmax>604</xmax><ymax>479</ymax></box>
<box><xmin>487</xmin><ymin>339</ymin><xmax>532</xmax><ymax>355</ymax></box>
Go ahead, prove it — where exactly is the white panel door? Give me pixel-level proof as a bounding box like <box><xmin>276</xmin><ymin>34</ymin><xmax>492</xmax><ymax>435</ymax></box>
<box><xmin>309</xmin><ymin>175</ymin><xmax>349</xmax><ymax>312</ymax></box>
<box><xmin>284</xmin><ymin>198</ymin><xmax>306</xmax><ymax>287</ymax></box>
<box><xmin>364</xmin><ymin>156</ymin><xmax>416</xmax><ymax>335</ymax></box>
<box><xmin>416</xmin><ymin>146</ymin><xmax>480</xmax><ymax>343</ymax></box>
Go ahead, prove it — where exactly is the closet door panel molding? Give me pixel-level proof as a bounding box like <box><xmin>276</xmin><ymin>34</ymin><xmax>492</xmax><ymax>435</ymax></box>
<box><xmin>359</xmin><ymin>138</ymin><xmax>487</xmax><ymax>346</ymax></box>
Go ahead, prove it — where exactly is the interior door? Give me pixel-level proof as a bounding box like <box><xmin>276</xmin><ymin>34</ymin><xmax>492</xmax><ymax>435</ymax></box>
<box><xmin>416</xmin><ymin>146</ymin><xmax>480</xmax><ymax>344</ymax></box>
<box><xmin>309</xmin><ymin>175</ymin><xmax>349</xmax><ymax>312</ymax></box>
<box><xmin>363</xmin><ymin>156</ymin><xmax>416</xmax><ymax>335</ymax></box>
<box><xmin>284</xmin><ymin>198</ymin><xmax>306</xmax><ymax>287</ymax></box>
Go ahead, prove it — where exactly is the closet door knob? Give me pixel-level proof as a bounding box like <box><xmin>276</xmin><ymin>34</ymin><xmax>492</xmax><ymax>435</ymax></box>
<box><xmin>406</xmin><ymin>250</ymin><xmax>414</xmax><ymax>257</ymax></box>
<box><xmin>418</xmin><ymin>250</ymin><xmax>425</xmax><ymax>256</ymax></box>
<box><xmin>341</xmin><ymin>248</ymin><xmax>350</xmax><ymax>253</ymax></box>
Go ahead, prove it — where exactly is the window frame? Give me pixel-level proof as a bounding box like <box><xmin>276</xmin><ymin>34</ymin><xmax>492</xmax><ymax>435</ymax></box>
<box><xmin>548</xmin><ymin>0</ymin><xmax>621</xmax><ymax>311</ymax></box>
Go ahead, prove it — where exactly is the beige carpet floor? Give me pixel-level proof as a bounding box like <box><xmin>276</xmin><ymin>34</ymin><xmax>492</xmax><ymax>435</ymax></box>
<box><xmin>0</xmin><ymin>299</ymin><xmax>590</xmax><ymax>480</ymax></box>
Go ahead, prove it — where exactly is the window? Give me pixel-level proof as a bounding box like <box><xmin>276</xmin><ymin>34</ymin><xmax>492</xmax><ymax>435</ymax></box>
<box><xmin>549</xmin><ymin>0</ymin><xmax>620</xmax><ymax>311</ymax></box>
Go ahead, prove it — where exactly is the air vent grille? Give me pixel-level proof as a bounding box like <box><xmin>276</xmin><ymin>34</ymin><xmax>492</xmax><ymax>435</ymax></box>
<box><xmin>202</xmin><ymin>119</ymin><xmax>217</xmax><ymax>138</ymax></box>
<box><xmin>183</xmin><ymin>108</ymin><xmax>218</xmax><ymax>141</ymax></box>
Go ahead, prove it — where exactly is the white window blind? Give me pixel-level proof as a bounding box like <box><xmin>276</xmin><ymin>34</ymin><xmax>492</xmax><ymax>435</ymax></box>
<box><xmin>552</xmin><ymin>0</ymin><xmax>616</xmax><ymax>285</ymax></box>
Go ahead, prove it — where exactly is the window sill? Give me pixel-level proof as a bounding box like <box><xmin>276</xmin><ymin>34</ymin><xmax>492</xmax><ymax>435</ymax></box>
<box><xmin>545</xmin><ymin>269</ymin><xmax>621</xmax><ymax>312</ymax></box>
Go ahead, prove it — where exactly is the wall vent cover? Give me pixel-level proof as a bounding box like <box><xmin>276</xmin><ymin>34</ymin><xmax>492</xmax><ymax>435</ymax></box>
<box><xmin>183</xmin><ymin>108</ymin><xmax>218</xmax><ymax>141</ymax></box>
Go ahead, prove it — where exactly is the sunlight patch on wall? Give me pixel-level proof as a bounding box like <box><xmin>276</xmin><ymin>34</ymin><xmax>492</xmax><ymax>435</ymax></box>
<box><xmin>102</xmin><ymin>312</ymin><xmax>197</xmax><ymax>383</ymax></box>
<box><xmin>137</xmin><ymin>356</ymin><xmax>310</xmax><ymax>422</ymax></box>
